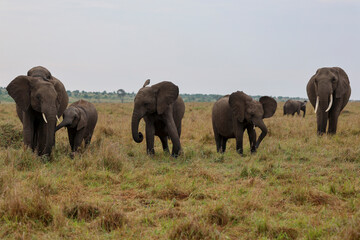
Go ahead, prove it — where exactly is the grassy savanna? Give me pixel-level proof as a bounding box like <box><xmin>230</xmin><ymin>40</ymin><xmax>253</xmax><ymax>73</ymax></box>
<box><xmin>0</xmin><ymin>101</ymin><xmax>359</xmax><ymax>239</ymax></box>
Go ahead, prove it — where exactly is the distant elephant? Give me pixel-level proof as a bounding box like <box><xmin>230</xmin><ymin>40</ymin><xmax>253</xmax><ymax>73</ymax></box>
<box><xmin>131</xmin><ymin>79</ymin><xmax>185</xmax><ymax>157</ymax></box>
<box><xmin>283</xmin><ymin>100</ymin><xmax>307</xmax><ymax>117</ymax></box>
<box><xmin>212</xmin><ymin>91</ymin><xmax>277</xmax><ymax>154</ymax></box>
<box><xmin>56</xmin><ymin>100</ymin><xmax>98</xmax><ymax>156</ymax></box>
<box><xmin>6</xmin><ymin>66</ymin><xmax>69</xmax><ymax>156</ymax></box>
<box><xmin>306</xmin><ymin>67</ymin><xmax>351</xmax><ymax>134</ymax></box>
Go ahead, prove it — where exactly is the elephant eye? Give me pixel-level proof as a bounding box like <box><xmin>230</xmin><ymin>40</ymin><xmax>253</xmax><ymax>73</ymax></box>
<box><xmin>332</xmin><ymin>77</ymin><xmax>336</xmax><ymax>82</ymax></box>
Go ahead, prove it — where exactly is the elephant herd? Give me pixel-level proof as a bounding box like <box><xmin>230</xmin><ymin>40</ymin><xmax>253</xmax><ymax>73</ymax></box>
<box><xmin>6</xmin><ymin>66</ymin><xmax>351</xmax><ymax>158</ymax></box>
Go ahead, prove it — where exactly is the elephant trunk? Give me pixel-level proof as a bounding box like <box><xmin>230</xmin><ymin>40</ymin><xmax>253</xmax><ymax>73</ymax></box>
<box><xmin>42</xmin><ymin>112</ymin><xmax>57</xmax><ymax>156</ymax></box>
<box><xmin>317</xmin><ymin>97</ymin><xmax>330</xmax><ymax>134</ymax></box>
<box><xmin>56</xmin><ymin>117</ymin><xmax>72</xmax><ymax>131</ymax></box>
<box><xmin>131</xmin><ymin>111</ymin><xmax>144</xmax><ymax>143</ymax></box>
<box><xmin>254</xmin><ymin>119</ymin><xmax>268</xmax><ymax>149</ymax></box>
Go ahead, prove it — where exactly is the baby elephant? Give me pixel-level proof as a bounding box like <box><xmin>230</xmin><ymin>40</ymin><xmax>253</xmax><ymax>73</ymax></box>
<box><xmin>283</xmin><ymin>100</ymin><xmax>307</xmax><ymax>117</ymax></box>
<box><xmin>56</xmin><ymin>100</ymin><xmax>98</xmax><ymax>156</ymax></box>
<box><xmin>212</xmin><ymin>91</ymin><xmax>277</xmax><ymax>155</ymax></box>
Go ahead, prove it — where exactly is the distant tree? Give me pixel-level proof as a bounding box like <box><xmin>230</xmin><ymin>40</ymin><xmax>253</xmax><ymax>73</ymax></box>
<box><xmin>117</xmin><ymin>89</ymin><xmax>126</xmax><ymax>103</ymax></box>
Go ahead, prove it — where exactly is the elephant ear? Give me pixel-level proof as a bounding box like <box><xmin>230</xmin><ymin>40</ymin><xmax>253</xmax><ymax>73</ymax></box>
<box><xmin>229</xmin><ymin>91</ymin><xmax>252</xmax><ymax>122</ymax></box>
<box><xmin>332</xmin><ymin>67</ymin><xmax>349</xmax><ymax>99</ymax></box>
<box><xmin>49</xmin><ymin>77</ymin><xmax>69</xmax><ymax>116</ymax></box>
<box><xmin>152</xmin><ymin>81</ymin><xmax>179</xmax><ymax>115</ymax></box>
<box><xmin>76</xmin><ymin>108</ymin><xmax>87</xmax><ymax>131</ymax></box>
<box><xmin>6</xmin><ymin>76</ymin><xmax>32</xmax><ymax>111</ymax></box>
<box><xmin>259</xmin><ymin>96</ymin><xmax>277</xmax><ymax>118</ymax></box>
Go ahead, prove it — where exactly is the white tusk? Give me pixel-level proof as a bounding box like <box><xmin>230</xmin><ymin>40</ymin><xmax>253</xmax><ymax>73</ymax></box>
<box><xmin>56</xmin><ymin>115</ymin><xmax>60</xmax><ymax>124</ymax></box>
<box><xmin>42</xmin><ymin>113</ymin><xmax>48</xmax><ymax>123</ymax></box>
<box><xmin>325</xmin><ymin>94</ymin><xmax>333</xmax><ymax>112</ymax></box>
<box><xmin>314</xmin><ymin>96</ymin><xmax>319</xmax><ymax>113</ymax></box>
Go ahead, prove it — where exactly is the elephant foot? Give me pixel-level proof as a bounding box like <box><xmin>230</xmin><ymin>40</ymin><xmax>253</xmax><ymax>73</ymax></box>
<box><xmin>70</xmin><ymin>152</ymin><xmax>76</xmax><ymax>159</ymax></box>
<box><xmin>40</xmin><ymin>154</ymin><xmax>51</xmax><ymax>162</ymax></box>
<box><xmin>147</xmin><ymin>149</ymin><xmax>155</xmax><ymax>155</ymax></box>
<box><xmin>236</xmin><ymin>149</ymin><xmax>243</xmax><ymax>156</ymax></box>
<box><xmin>251</xmin><ymin>148</ymin><xmax>257</xmax><ymax>154</ymax></box>
<box><xmin>171</xmin><ymin>153</ymin><xmax>179</xmax><ymax>158</ymax></box>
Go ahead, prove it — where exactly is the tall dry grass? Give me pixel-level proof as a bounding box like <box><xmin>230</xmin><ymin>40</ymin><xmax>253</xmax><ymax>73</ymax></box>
<box><xmin>0</xmin><ymin>101</ymin><xmax>359</xmax><ymax>239</ymax></box>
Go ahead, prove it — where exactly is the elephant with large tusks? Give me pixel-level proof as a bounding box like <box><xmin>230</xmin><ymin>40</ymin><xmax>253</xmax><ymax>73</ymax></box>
<box><xmin>6</xmin><ymin>66</ymin><xmax>69</xmax><ymax>156</ymax></box>
<box><xmin>131</xmin><ymin>79</ymin><xmax>185</xmax><ymax>157</ymax></box>
<box><xmin>306</xmin><ymin>67</ymin><xmax>351</xmax><ymax>135</ymax></box>
<box><xmin>283</xmin><ymin>100</ymin><xmax>307</xmax><ymax>117</ymax></box>
<box><xmin>212</xmin><ymin>91</ymin><xmax>277</xmax><ymax>155</ymax></box>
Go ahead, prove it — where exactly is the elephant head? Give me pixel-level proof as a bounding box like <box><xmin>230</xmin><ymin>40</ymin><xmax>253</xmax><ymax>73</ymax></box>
<box><xmin>308</xmin><ymin>67</ymin><xmax>348</xmax><ymax>133</ymax></box>
<box><xmin>229</xmin><ymin>91</ymin><xmax>277</xmax><ymax>148</ymax></box>
<box><xmin>131</xmin><ymin>79</ymin><xmax>179</xmax><ymax>143</ymax></box>
<box><xmin>27</xmin><ymin>66</ymin><xmax>52</xmax><ymax>81</ymax></box>
<box><xmin>56</xmin><ymin>107</ymin><xmax>87</xmax><ymax>131</ymax></box>
<box><xmin>6</xmin><ymin>75</ymin><xmax>63</xmax><ymax>155</ymax></box>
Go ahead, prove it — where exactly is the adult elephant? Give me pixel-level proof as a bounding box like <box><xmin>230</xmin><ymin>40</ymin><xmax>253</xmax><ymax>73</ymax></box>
<box><xmin>131</xmin><ymin>79</ymin><xmax>185</xmax><ymax>157</ymax></box>
<box><xmin>283</xmin><ymin>100</ymin><xmax>307</xmax><ymax>117</ymax></box>
<box><xmin>212</xmin><ymin>91</ymin><xmax>277</xmax><ymax>155</ymax></box>
<box><xmin>6</xmin><ymin>66</ymin><xmax>68</xmax><ymax>156</ymax></box>
<box><xmin>306</xmin><ymin>67</ymin><xmax>351</xmax><ymax>134</ymax></box>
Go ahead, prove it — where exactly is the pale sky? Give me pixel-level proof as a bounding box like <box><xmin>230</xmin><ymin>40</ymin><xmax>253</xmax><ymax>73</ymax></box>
<box><xmin>0</xmin><ymin>0</ymin><xmax>359</xmax><ymax>99</ymax></box>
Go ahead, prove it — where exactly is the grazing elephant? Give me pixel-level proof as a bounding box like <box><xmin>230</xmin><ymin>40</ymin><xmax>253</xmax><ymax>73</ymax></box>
<box><xmin>56</xmin><ymin>100</ymin><xmax>98</xmax><ymax>156</ymax></box>
<box><xmin>6</xmin><ymin>66</ymin><xmax>69</xmax><ymax>156</ymax></box>
<box><xmin>306</xmin><ymin>67</ymin><xmax>351</xmax><ymax>134</ymax></box>
<box><xmin>212</xmin><ymin>91</ymin><xmax>277</xmax><ymax>154</ymax></box>
<box><xmin>131</xmin><ymin>79</ymin><xmax>185</xmax><ymax>157</ymax></box>
<box><xmin>283</xmin><ymin>100</ymin><xmax>307</xmax><ymax>117</ymax></box>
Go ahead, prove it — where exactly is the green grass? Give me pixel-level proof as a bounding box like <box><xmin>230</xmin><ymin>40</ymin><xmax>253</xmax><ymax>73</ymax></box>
<box><xmin>0</xmin><ymin>102</ymin><xmax>359</xmax><ymax>239</ymax></box>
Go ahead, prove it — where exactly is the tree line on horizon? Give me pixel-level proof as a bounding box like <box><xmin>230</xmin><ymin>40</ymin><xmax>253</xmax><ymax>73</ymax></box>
<box><xmin>0</xmin><ymin>87</ymin><xmax>309</xmax><ymax>103</ymax></box>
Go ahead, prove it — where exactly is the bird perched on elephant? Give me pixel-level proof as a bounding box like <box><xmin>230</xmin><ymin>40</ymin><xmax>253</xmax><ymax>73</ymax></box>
<box><xmin>306</xmin><ymin>67</ymin><xmax>351</xmax><ymax>135</ymax></box>
<box><xmin>131</xmin><ymin>79</ymin><xmax>185</xmax><ymax>157</ymax></box>
<box><xmin>56</xmin><ymin>100</ymin><xmax>98</xmax><ymax>157</ymax></box>
<box><xmin>6</xmin><ymin>66</ymin><xmax>68</xmax><ymax>156</ymax></box>
<box><xmin>283</xmin><ymin>100</ymin><xmax>307</xmax><ymax>117</ymax></box>
<box><xmin>212</xmin><ymin>91</ymin><xmax>277</xmax><ymax>155</ymax></box>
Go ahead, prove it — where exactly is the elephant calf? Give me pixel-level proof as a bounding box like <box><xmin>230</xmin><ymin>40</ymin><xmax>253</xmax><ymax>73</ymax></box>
<box><xmin>283</xmin><ymin>100</ymin><xmax>307</xmax><ymax>117</ymax></box>
<box><xmin>56</xmin><ymin>100</ymin><xmax>98</xmax><ymax>156</ymax></box>
<box><xmin>131</xmin><ymin>79</ymin><xmax>185</xmax><ymax>157</ymax></box>
<box><xmin>212</xmin><ymin>91</ymin><xmax>277</xmax><ymax>155</ymax></box>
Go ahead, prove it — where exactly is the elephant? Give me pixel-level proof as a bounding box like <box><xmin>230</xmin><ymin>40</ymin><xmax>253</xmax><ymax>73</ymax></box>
<box><xmin>6</xmin><ymin>66</ymin><xmax>69</xmax><ymax>156</ymax></box>
<box><xmin>56</xmin><ymin>99</ymin><xmax>98</xmax><ymax>157</ymax></box>
<box><xmin>131</xmin><ymin>79</ymin><xmax>185</xmax><ymax>157</ymax></box>
<box><xmin>212</xmin><ymin>91</ymin><xmax>277</xmax><ymax>155</ymax></box>
<box><xmin>283</xmin><ymin>100</ymin><xmax>307</xmax><ymax>117</ymax></box>
<box><xmin>306</xmin><ymin>67</ymin><xmax>351</xmax><ymax>134</ymax></box>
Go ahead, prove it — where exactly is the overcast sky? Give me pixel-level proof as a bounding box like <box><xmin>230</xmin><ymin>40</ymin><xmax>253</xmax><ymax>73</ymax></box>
<box><xmin>0</xmin><ymin>0</ymin><xmax>359</xmax><ymax>99</ymax></box>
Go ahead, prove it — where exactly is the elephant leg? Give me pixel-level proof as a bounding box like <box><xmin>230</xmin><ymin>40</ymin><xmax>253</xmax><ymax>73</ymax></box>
<box><xmin>234</xmin><ymin>125</ymin><xmax>245</xmax><ymax>155</ymax></box>
<box><xmin>22</xmin><ymin>111</ymin><xmax>35</xmax><ymax>150</ymax></box>
<box><xmin>247</xmin><ymin>125</ymin><xmax>256</xmax><ymax>153</ymax></box>
<box><xmin>214</xmin><ymin>132</ymin><xmax>221</xmax><ymax>153</ymax></box>
<box><xmin>220</xmin><ymin>137</ymin><xmax>228</xmax><ymax>153</ymax></box>
<box><xmin>159</xmin><ymin>135</ymin><xmax>169</xmax><ymax>153</ymax></box>
<box><xmin>84</xmin><ymin>134</ymin><xmax>92</xmax><ymax>148</ymax></box>
<box><xmin>165</xmin><ymin>115</ymin><xmax>181</xmax><ymax>157</ymax></box>
<box><xmin>73</xmin><ymin>129</ymin><xmax>85</xmax><ymax>152</ymax></box>
<box><xmin>145</xmin><ymin>122</ymin><xmax>155</xmax><ymax>155</ymax></box>
<box><xmin>67</xmin><ymin>128</ymin><xmax>77</xmax><ymax>151</ymax></box>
